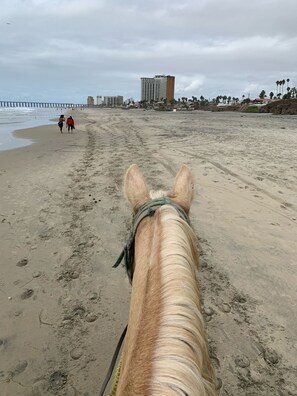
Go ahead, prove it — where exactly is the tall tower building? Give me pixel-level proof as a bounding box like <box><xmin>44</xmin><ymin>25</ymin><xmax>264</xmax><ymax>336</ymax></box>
<box><xmin>165</xmin><ymin>75</ymin><xmax>175</xmax><ymax>102</ymax></box>
<box><xmin>141</xmin><ymin>75</ymin><xmax>175</xmax><ymax>102</ymax></box>
<box><xmin>87</xmin><ymin>96</ymin><xmax>94</xmax><ymax>106</ymax></box>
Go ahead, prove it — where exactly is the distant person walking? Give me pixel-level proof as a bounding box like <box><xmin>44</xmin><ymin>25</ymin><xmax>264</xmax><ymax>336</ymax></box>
<box><xmin>58</xmin><ymin>114</ymin><xmax>65</xmax><ymax>133</ymax></box>
<box><xmin>66</xmin><ymin>116</ymin><xmax>75</xmax><ymax>133</ymax></box>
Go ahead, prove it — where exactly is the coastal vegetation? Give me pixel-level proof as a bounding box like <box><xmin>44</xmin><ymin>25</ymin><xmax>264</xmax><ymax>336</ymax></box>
<box><xmin>137</xmin><ymin>78</ymin><xmax>297</xmax><ymax>114</ymax></box>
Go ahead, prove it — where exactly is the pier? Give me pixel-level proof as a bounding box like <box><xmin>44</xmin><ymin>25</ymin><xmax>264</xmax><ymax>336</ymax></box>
<box><xmin>0</xmin><ymin>101</ymin><xmax>87</xmax><ymax>108</ymax></box>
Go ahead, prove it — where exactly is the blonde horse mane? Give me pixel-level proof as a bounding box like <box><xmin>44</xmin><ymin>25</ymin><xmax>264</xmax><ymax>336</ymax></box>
<box><xmin>150</xmin><ymin>204</ymin><xmax>215</xmax><ymax>395</ymax></box>
<box><xmin>115</xmin><ymin>165</ymin><xmax>216</xmax><ymax>396</ymax></box>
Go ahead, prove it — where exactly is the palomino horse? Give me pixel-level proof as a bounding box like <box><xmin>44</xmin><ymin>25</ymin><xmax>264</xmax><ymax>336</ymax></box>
<box><xmin>109</xmin><ymin>164</ymin><xmax>216</xmax><ymax>395</ymax></box>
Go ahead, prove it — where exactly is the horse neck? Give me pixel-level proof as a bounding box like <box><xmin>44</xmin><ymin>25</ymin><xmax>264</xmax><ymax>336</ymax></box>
<box><xmin>117</xmin><ymin>207</ymin><xmax>216</xmax><ymax>396</ymax></box>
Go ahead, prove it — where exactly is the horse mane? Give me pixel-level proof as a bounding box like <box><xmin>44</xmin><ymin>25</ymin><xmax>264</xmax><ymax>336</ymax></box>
<box><xmin>147</xmin><ymin>192</ymin><xmax>216</xmax><ymax>395</ymax></box>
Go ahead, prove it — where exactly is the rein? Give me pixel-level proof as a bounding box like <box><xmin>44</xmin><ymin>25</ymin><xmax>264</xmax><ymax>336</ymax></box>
<box><xmin>99</xmin><ymin>197</ymin><xmax>190</xmax><ymax>396</ymax></box>
<box><xmin>99</xmin><ymin>326</ymin><xmax>127</xmax><ymax>396</ymax></box>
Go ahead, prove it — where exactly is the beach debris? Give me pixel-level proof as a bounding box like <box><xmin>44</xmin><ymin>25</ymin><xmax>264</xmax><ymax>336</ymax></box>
<box><xmin>8</xmin><ymin>296</ymin><xmax>12</xmax><ymax>300</ymax></box>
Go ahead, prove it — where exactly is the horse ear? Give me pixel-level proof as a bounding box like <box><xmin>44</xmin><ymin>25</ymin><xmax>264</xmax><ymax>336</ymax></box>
<box><xmin>171</xmin><ymin>165</ymin><xmax>195</xmax><ymax>212</ymax></box>
<box><xmin>124</xmin><ymin>164</ymin><xmax>150</xmax><ymax>212</ymax></box>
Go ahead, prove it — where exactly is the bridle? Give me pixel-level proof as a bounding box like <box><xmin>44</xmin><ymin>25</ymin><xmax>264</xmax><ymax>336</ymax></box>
<box><xmin>113</xmin><ymin>197</ymin><xmax>190</xmax><ymax>281</ymax></box>
<box><xmin>99</xmin><ymin>197</ymin><xmax>190</xmax><ymax>396</ymax></box>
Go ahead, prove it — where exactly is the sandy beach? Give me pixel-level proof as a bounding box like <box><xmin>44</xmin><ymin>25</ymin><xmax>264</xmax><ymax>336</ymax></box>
<box><xmin>0</xmin><ymin>108</ymin><xmax>296</xmax><ymax>396</ymax></box>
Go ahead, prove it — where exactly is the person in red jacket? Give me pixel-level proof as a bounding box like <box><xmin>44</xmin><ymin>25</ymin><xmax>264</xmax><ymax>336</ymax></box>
<box><xmin>66</xmin><ymin>116</ymin><xmax>75</xmax><ymax>132</ymax></box>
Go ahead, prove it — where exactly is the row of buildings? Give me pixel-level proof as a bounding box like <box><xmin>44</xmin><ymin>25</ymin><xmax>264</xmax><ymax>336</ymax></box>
<box><xmin>87</xmin><ymin>74</ymin><xmax>175</xmax><ymax>107</ymax></box>
<box><xmin>87</xmin><ymin>95</ymin><xmax>124</xmax><ymax>107</ymax></box>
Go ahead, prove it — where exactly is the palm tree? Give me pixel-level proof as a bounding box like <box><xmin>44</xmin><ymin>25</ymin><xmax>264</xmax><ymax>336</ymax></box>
<box><xmin>287</xmin><ymin>78</ymin><xmax>290</xmax><ymax>90</ymax></box>
<box><xmin>282</xmin><ymin>79</ymin><xmax>286</xmax><ymax>96</ymax></box>
<box><xmin>276</xmin><ymin>81</ymin><xmax>279</xmax><ymax>95</ymax></box>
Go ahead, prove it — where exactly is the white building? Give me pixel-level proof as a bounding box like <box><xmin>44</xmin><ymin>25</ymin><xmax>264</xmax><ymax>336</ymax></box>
<box><xmin>96</xmin><ymin>96</ymin><xmax>104</xmax><ymax>105</ymax></box>
<box><xmin>95</xmin><ymin>96</ymin><xmax>124</xmax><ymax>107</ymax></box>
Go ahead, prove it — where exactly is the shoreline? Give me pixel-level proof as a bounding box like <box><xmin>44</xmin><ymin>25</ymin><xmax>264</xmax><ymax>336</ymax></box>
<box><xmin>1</xmin><ymin>108</ymin><xmax>296</xmax><ymax>395</ymax></box>
<box><xmin>0</xmin><ymin>109</ymin><xmax>71</xmax><ymax>152</ymax></box>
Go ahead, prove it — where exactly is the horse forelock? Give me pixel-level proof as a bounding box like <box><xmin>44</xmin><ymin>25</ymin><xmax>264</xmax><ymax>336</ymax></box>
<box><xmin>149</xmin><ymin>189</ymin><xmax>168</xmax><ymax>200</ymax></box>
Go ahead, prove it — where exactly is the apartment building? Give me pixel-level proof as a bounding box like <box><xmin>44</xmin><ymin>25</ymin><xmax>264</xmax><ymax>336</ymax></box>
<box><xmin>104</xmin><ymin>96</ymin><xmax>124</xmax><ymax>107</ymax></box>
<box><xmin>96</xmin><ymin>96</ymin><xmax>104</xmax><ymax>105</ymax></box>
<box><xmin>87</xmin><ymin>96</ymin><xmax>94</xmax><ymax>106</ymax></box>
<box><xmin>141</xmin><ymin>75</ymin><xmax>175</xmax><ymax>102</ymax></box>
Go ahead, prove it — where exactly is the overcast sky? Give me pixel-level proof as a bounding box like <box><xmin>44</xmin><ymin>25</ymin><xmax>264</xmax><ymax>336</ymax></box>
<box><xmin>1</xmin><ymin>0</ymin><xmax>297</xmax><ymax>103</ymax></box>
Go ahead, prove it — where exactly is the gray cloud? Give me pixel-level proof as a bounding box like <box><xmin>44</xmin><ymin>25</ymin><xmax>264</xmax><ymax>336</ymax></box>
<box><xmin>1</xmin><ymin>0</ymin><xmax>297</xmax><ymax>102</ymax></box>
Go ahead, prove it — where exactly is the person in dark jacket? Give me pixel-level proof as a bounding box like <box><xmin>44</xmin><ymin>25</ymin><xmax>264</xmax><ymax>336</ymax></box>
<box><xmin>58</xmin><ymin>115</ymin><xmax>65</xmax><ymax>133</ymax></box>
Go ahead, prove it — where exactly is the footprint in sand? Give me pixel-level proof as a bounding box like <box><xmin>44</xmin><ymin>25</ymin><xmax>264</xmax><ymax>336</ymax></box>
<box><xmin>263</xmin><ymin>348</ymin><xmax>280</xmax><ymax>365</ymax></box>
<box><xmin>20</xmin><ymin>289</ymin><xmax>34</xmax><ymax>299</ymax></box>
<box><xmin>16</xmin><ymin>258</ymin><xmax>28</xmax><ymax>267</ymax></box>
<box><xmin>235</xmin><ymin>355</ymin><xmax>250</xmax><ymax>368</ymax></box>
<box><xmin>48</xmin><ymin>371</ymin><xmax>68</xmax><ymax>392</ymax></box>
<box><xmin>70</xmin><ymin>348</ymin><xmax>83</xmax><ymax>360</ymax></box>
<box><xmin>218</xmin><ymin>302</ymin><xmax>231</xmax><ymax>313</ymax></box>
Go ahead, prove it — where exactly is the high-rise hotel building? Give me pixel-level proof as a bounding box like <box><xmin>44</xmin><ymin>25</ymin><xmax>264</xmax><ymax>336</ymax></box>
<box><xmin>141</xmin><ymin>75</ymin><xmax>175</xmax><ymax>102</ymax></box>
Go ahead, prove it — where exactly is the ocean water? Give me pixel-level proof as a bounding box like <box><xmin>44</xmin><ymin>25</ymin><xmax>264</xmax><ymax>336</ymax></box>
<box><xmin>0</xmin><ymin>107</ymin><xmax>65</xmax><ymax>151</ymax></box>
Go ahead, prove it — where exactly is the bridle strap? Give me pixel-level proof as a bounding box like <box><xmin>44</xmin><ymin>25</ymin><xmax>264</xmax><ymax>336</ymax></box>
<box><xmin>113</xmin><ymin>197</ymin><xmax>190</xmax><ymax>280</ymax></box>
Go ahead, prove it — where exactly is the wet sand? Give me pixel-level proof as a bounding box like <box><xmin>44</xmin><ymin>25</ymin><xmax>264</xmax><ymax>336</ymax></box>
<box><xmin>0</xmin><ymin>108</ymin><xmax>296</xmax><ymax>395</ymax></box>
